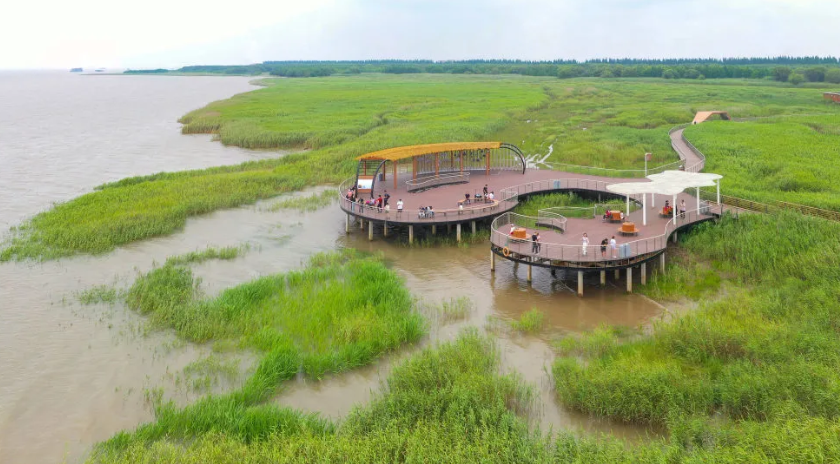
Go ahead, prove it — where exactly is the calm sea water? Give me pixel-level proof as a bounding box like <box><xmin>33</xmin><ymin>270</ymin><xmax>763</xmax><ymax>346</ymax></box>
<box><xmin>0</xmin><ymin>71</ymin><xmax>267</xmax><ymax>230</ymax></box>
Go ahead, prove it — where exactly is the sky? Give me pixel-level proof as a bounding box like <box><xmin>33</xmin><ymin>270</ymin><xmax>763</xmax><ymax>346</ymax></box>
<box><xmin>2</xmin><ymin>0</ymin><xmax>838</xmax><ymax>69</ymax></box>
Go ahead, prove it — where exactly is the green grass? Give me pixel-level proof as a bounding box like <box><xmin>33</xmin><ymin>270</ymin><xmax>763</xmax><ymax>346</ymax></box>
<box><xmin>497</xmin><ymin>78</ymin><xmax>840</xmax><ymax>171</ymax></box>
<box><xmin>164</xmin><ymin>245</ymin><xmax>246</xmax><ymax>266</ymax></box>
<box><xmin>126</xmin><ymin>249</ymin><xmax>425</xmax><ymax>378</ymax></box>
<box><xmin>554</xmin><ymin>212</ymin><xmax>840</xmax><ymax>432</ymax></box>
<box><xmin>76</xmin><ymin>284</ymin><xmax>121</xmax><ymax>305</ymax></box>
<box><xmin>265</xmin><ymin>189</ymin><xmax>336</xmax><ymax>212</ymax></box>
<box><xmin>510</xmin><ymin>308</ymin><xmax>546</xmax><ymax>334</ymax></box>
<box><xmin>686</xmin><ymin>114</ymin><xmax>840</xmax><ymax>210</ymax></box>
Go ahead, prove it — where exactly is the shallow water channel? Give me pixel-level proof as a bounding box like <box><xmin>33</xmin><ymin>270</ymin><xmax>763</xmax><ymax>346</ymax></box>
<box><xmin>0</xmin><ymin>73</ymin><xmax>667</xmax><ymax>463</ymax></box>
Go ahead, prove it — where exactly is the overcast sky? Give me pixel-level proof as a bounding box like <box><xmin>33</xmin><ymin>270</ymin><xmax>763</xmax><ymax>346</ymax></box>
<box><xmin>3</xmin><ymin>0</ymin><xmax>838</xmax><ymax>69</ymax></box>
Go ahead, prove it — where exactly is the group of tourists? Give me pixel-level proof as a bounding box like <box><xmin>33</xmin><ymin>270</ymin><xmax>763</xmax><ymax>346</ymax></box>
<box><xmin>602</xmin><ymin>208</ymin><xmax>624</xmax><ymax>222</ymax></box>
<box><xmin>463</xmin><ymin>184</ymin><xmax>495</xmax><ymax>206</ymax></box>
<box><xmin>346</xmin><ymin>188</ymin><xmax>393</xmax><ymax>212</ymax></box>
<box><xmin>418</xmin><ymin>206</ymin><xmax>434</xmax><ymax>218</ymax></box>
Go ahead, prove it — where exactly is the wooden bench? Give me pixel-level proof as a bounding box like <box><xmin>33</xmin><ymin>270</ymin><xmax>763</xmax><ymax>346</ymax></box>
<box><xmin>606</xmin><ymin>211</ymin><xmax>624</xmax><ymax>223</ymax></box>
<box><xmin>659</xmin><ymin>207</ymin><xmax>673</xmax><ymax>218</ymax></box>
<box><xmin>509</xmin><ymin>228</ymin><xmax>529</xmax><ymax>242</ymax></box>
<box><xmin>618</xmin><ymin>222</ymin><xmax>639</xmax><ymax>236</ymax></box>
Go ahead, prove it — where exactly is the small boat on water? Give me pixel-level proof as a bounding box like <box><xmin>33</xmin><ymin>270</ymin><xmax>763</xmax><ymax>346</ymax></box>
<box><xmin>94</xmin><ymin>68</ymin><xmax>106</xmax><ymax>73</ymax></box>
<box><xmin>70</xmin><ymin>67</ymin><xmax>83</xmax><ymax>72</ymax></box>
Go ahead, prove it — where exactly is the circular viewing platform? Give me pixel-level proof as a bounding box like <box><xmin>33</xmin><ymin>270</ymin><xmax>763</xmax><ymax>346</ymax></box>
<box><xmin>339</xmin><ymin>142</ymin><xmax>724</xmax><ymax>277</ymax></box>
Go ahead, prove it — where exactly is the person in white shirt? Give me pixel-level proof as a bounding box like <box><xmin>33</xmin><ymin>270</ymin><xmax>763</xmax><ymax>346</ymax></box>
<box><xmin>396</xmin><ymin>199</ymin><xmax>404</xmax><ymax>214</ymax></box>
<box><xmin>582</xmin><ymin>233</ymin><xmax>589</xmax><ymax>256</ymax></box>
<box><xmin>488</xmin><ymin>191</ymin><xmax>495</xmax><ymax>201</ymax></box>
<box><xmin>610</xmin><ymin>236</ymin><xmax>617</xmax><ymax>258</ymax></box>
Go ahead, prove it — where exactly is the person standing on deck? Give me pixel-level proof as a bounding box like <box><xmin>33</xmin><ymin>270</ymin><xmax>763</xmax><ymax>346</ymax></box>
<box><xmin>600</xmin><ymin>238</ymin><xmax>608</xmax><ymax>258</ymax></box>
<box><xmin>531</xmin><ymin>232</ymin><xmax>538</xmax><ymax>253</ymax></box>
<box><xmin>610</xmin><ymin>236</ymin><xmax>617</xmax><ymax>259</ymax></box>
<box><xmin>483</xmin><ymin>184</ymin><xmax>489</xmax><ymax>197</ymax></box>
<box><xmin>535</xmin><ymin>232</ymin><xmax>541</xmax><ymax>253</ymax></box>
<box><xmin>582</xmin><ymin>233</ymin><xmax>589</xmax><ymax>256</ymax></box>
<box><xmin>383</xmin><ymin>190</ymin><xmax>390</xmax><ymax>207</ymax></box>
<box><xmin>679</xmin><ymin>199</ymin><xmax>686</xmax><ymax>219</ymax></box>
<box><xmin>397</xmin><ymin>199</ymin><xmax>404</xmax><ymax>214</ymax></box>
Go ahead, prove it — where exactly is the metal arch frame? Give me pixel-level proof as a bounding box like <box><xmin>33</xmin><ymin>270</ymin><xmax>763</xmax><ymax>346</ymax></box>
<box><xmin>367</xmin><ymin>159</ymin><xmax>388</xmax><ymax>198</ymax></box>
<box><xmin>500</xmin><ymin>143</ymin><xmax>526</xmax><ymax>174</ymax></box>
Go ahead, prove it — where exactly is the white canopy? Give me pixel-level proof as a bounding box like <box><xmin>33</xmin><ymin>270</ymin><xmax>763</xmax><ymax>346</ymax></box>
<box><xmin>646</xmin><ymin>170</ymin><xmax>722</xmax><ymax>188</ymax></box>
<box><xmin>606</xmin><ymin>180</ymin><xmax>685</xmax><ymax>196</ymax></box>
<box><xmin>606</xmin><ymin>170</ymin><xmax>722</xmax><ymax>197</ymax></box>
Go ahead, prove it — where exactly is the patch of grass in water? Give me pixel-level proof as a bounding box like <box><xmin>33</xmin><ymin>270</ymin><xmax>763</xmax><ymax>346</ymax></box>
<box><xmin>164</xmin><ymin>245</ymin><xmax>247</xmax><ymax>266</ymax></box>
<box><xmin>76</xmin><ymin>284</ymin><xmax>121</xmax><ymax>305</ymax></box>
<box><xmin>265</xmin><ymin>189</ymin><xmax>336</xmax><ymax>212</ymax></box>
<box><xmin>510</xmin><ymin>308</ymin><xmax>545</xmax><ymax>334</ymax></box>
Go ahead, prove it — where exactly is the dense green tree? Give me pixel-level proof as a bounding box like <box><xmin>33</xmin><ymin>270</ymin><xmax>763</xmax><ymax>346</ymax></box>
<box><xmin>825</xmin><ymin>68</ymin><xmax>840</xmax><ymax>84</ymax></box>
<box><xmin>662</xmin><ymin>68</ymin><xmax>678</xmax><ymax>79</ymax></box>
<box><xmin>773</xmin><ymin>66</ymin><xmax>793</xmax><ymax>82</ymax></box>
<box><xmin>803</xmin><ymin>67</ymin><xmax>827</xmax><ymax>82</ymax></box>
<box><xmin>788</xmin><ymin>72</ymin><xmax>805</xmax><ymax>85</ymax></box>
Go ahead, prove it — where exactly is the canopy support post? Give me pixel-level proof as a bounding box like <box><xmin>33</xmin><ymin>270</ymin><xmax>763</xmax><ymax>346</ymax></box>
<box><xmin>642</xmin><ymin>193</ymin><xmax>647</xmax><ymax>226</ymax></box>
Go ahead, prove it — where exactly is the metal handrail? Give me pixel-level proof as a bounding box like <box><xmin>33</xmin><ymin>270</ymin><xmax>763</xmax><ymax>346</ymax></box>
<box><xmin>405</xmin><ymin>172</ymin><xmax>470</xmax><ymax>192</ymax></box>
<box><xmin>490</xmin><ymin>206</ymin><xmax>712</xmax><ymax>265</ymax></box>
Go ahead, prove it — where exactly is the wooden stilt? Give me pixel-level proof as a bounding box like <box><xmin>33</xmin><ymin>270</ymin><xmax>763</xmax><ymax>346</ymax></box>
<box><xmin>578</xmin><ymin>271</ymin><xmax>584</xmax><ymax>296</ymax></box>
<box><xmin>471</xmin><ymin>221</ymin><xmax>476</xmax><ymax>235</ymax></box>
<box><xmin>432</xmin><ymin>225</ymin><xmax>436</xmax><ymax>235</ymax></box>
<box><xmin>641</xmin><ymin>263</ymin><xmax>647</xmax><ymax>285</ymax></box>
<box><xmin>600</xmin><ymin>270</ymin><xmax>606</xmax><ymax>286</ymax></box>
<box><xmin>660</xmin><ymin>252</ymin><xmax>666</xmax><ymax>273</ymax></box>
<box><xmin>368</xmin><ymin>221</ymin><xmax>374</xmax><ymax>241</ymax></box>
<box><xmin>456</xmin><ymin>223</ymin><xmax>462</xmax><ymax>242</ymax></box>
<box><xmin>383</xmin><ymin>222</ymin><xmax>388</xmax><ymax>237</ymax></box>
<box><xmin>409</xmin><ymin>225</ymin><xmax>414</xmax><ymax>244</ymax></box>
<box><xmin>345</xmin><ymin>214</ymin><xmax>350</xmax><ymax>234</ymax></box>
<box><xmin>490</xmin><ymin>249</ymin><xmax>496</xmax><ymax>272</ymax></box>
<box><xmin>626</xmin><ymin>267</ymin><xmax>633</xmax><ymax>293</ymax></box>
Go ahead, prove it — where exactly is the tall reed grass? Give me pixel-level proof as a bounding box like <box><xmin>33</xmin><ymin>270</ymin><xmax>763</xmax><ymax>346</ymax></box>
<box><xmin>554</xmin><ymin>212</ymin><xmax>840</xmax><ymax>430</ymax></box>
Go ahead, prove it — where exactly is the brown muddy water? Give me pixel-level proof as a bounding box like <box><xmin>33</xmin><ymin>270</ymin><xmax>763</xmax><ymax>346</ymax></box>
<box><xmin>0</xmin><ymin>73</ymin><xmax>667</xmax><ymax>463</ymax></box>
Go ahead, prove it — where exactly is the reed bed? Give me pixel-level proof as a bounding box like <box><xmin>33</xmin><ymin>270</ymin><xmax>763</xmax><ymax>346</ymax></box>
<box><xmin>554</xmin><ymin>211</ymin><xmax>840</xmax><ymax>436</ymax></box>
<box><xmin>686</xmin><ymin>114</ymin><xmax>840</xmax><ymax>210</ymax></box>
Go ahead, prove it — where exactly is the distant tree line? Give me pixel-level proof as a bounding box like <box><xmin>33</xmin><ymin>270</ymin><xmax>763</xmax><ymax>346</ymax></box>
<box><xmin>124</xmin><ymin>58</ymin><xmax>840</xmax><ymax>83</ymax></box>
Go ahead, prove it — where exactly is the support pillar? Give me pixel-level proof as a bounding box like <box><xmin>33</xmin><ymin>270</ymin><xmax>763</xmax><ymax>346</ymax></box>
<box><xmin>447</xmin><ymin>224</ymin><xmax>451</xmax><ymax>234</ymax></box>
<box><xmin>600</xmin><ymin>270</ymin><xmax>606</xmax><ymax>286</ymax></box>
<box><xmin>359</xmin><ymin>218</ymin><xmax>364</xmax><ymax>230</ymax></box>
<box><xmin>652</xmin><ymin>193</ymin><xmax>655</xmax><ymax>208</ymax></box>
<box><xmin>471</xmin><ymin>221</ymin><xmax>476</xmax><ymax>235</ymax></box>
<box><xmin>432</xmin><ymin>225</ymin><xmax>436</xmax><ymax>235</ymax></box>
<box><xmin>626</xmin><ymin>195</ymin><xmax>630</xmax><ymax>217</ymax></box>
<box><xmin>490</xmin><ymin>249</ymin><xmax>496</xmax><ymax>272</ymax></box>
<box><xmin>412</xmin><ymin>157</ymin><xmax>417</xmax><ymax>181</ymax></box>
<box><xmin>626</xmin><ymin>267</ymin><xmax>633</xmax><ymax>293</ymax></box>
<box><xmin>672</xmin><ymin>194</ymin><xmax>677</xmax><ymax>223</ymax></box>
<box><xmin>641</xmin><ymin>263</ymin><xmax>647</xmax><ymax>285</ymax></box>
<box><xmin>527</xmin><ymin>260</ymin><xmax>532</xmax><ymax>283</ymax></box>
<box><xmin>696</xmin><ymin>187</ymin><xmax>701</xmax><ymax>215</ymax></box>
<box><xmin>383</xmin><ymin>222</ymin><xmax>388</xmax><ymax>237</ymax></box>
<box><xmin>642</xmin><ymin>193</ymin><xmax>647</xmax><ymax>226</ymax></box>
<box><xmin>660</xmin><ymin>252</ymin><xmax>666</xmax><ymax>273</ymax></box>
<box><xmin>614</xmin><ymin>269</ymin><xmax>620</xmax><ymax>279</ymax></box>
<box><xmin>368</xmin><ymin>221</ymin><xmax>374</xmax><ymax>241</ymax></box>
<box><xmin>435</xmin><ymin>153</ymin><xmax>439</xmax><ymax>177</ymax></box>
<box><xmin>393</xmin><ymin>161</ymin><xmax>398</xmax><ymax>190</ymax></box>
<box><xmin>716</xmin><ymin>180</ymin><xmax>720</xmax><ymax>206</ymax></box>
<box><xmin>409</xmin><ymin>225</ymin><xmax>414</xmax><ymax>244</ymax></box>
<box><xmin>578</xmin><ymin>271</ymin><xmax>584</xmax><ymax>296</ymax></box>
<box><xmin>345</xmin><ymin>214</ymin><xmax>350</xmax><ymax>234</ymax></box>
<box><xmin>673</xmin><ymin>231</ymin><xmax>678</xmax><ymax>244</ymax></box>
<box><xmin>456</xmin><ymin>223</ymin><xmax>462</xmax><ymax>242</ymax></box>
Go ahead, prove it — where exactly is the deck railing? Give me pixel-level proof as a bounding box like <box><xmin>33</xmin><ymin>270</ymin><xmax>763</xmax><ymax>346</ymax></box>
<box><xmin>490</xmin><ymin>207</ymin><xmax>713</xmax><ymax>267</ymax></box>
<box><xmin>405</xmin><ymin>172</ymin><xmax>470</xmax><ymax>192</ymax></box>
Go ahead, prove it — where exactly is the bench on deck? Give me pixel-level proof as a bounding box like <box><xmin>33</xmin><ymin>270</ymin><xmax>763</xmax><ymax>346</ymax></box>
<box><xmin>618</xmin><ymin>222</ymin><xmax>639</xmax><ymax>236</ymax></box>
<box><xmin>607</xmin><ymin>211</ymin><xmax>623</xmax><ymax>223</ymax></box>
<box><xmin>660</xmin><ymin>206</ymin><xmax>673</xmax><ymax>218</ymax></box>
<box><xmin>510</xmin><ymin>228</ymin><xmax>529</xmax><ymax>241</ymax></box>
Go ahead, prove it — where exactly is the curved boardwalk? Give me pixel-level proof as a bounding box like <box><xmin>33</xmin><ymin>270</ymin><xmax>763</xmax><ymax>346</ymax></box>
<box><xmin>339</xmin><ymin>125</ymin><xmax>722</xmax><ymax>284</ymax></box>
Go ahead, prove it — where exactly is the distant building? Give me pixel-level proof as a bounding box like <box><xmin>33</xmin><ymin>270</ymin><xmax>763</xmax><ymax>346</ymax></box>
<box><xmin>70</xmin><ymin>68</ymin><xmax>83</xmax><ymax>72</ymax></box>
<box><xmin>825</xmin><ymin>92</ymin><xmax>840</xmax><ymax>103</ymax></box>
